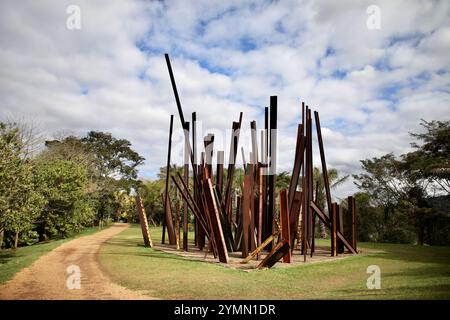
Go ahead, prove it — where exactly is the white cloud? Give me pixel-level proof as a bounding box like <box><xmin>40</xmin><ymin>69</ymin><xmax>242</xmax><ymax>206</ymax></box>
<box><xmin>0</xmin><ymin>0</ymin><xmax>449</xmax><ymax>198</ymax></box>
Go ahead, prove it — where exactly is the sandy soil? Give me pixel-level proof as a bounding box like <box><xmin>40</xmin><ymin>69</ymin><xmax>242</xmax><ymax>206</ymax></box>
<box><xmin>0</xmin><ymin>223</ymin><xmax>153</xmax><ymax>300</ymax></box>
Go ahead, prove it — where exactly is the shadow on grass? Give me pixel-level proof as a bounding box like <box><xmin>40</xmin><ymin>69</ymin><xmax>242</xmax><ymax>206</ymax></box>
<box><xmin>333</xmin><ymin>283</ymin><xmax>450</xmax><ymax>299</ymax></box>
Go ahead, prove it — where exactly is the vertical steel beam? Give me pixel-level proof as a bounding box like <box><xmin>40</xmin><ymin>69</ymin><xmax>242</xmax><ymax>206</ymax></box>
<box><xmin>314</xmin><ymin>111</ymin><xmax>332</xmax><ymax>216</ymax></box>
<box><xmin>163</xmin><ymin>115</ymin><xmax>176</xmax><ymax>245</ymax></box>
<box><xmin>183</xmin><ymin>122</ymin><xmax>190</xmax><ymax>251</ymax></box>
<box><xmin>267</xmin><ymin>96</ymin><xmax>277</xmax><ymax>250</ymax></box>
<box><xmin>331</xmin><ymin>202</ymin><xmax>337</xmax><ymax>256</ymax></box>
<box><xmin>279</xmin><ymin>189</ymin><xmax>291</xmax><ymax>263</ymax></box>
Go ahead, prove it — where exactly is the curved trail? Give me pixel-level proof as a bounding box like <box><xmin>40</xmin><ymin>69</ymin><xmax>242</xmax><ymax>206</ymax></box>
<box><xmin>0</xmin><ymin>223</ymin><xmax>152</xmax><ymax>300</ymax></box>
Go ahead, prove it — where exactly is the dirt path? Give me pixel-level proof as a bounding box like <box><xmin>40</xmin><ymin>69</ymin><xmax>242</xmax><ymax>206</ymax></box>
<box><xmin>0</xmin><ymin>223</ymin><xmax>153</xmax><ymax>300</ymax></box>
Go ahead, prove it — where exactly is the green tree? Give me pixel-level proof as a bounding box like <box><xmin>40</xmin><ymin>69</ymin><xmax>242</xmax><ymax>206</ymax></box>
<box><xmin>33</xmin><ymin>158</ymin><xmax>95</xmax><ymax>240</ymax></box>
<box><xmin>0</xmin><ymin>123</ymin><xmax>45</xmax><ymax>248</ymax></box>
<box><xmin>402</xmin><ymin>120</ymin><xmax>449</xmax><ymax>194</ymax></box>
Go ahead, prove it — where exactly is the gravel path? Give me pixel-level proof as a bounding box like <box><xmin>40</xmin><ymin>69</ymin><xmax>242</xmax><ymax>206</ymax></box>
<box><xmin>0</xmin><ymin>223</ymin><xmax>153</xmax><ymax>300</ymax></box>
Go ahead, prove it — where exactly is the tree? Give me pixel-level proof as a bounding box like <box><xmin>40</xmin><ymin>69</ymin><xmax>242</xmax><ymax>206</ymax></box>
<box><xmin>402</xmin><ymin>120</ymin><xmax>450</xmax><ymax>194</ymax></box>
<box><xmin>82</xmin><ymin>131</ymin><xmax>145</xmax><ymax>189</ymax></box>
<box><xmin>33</xmin><ymin>158</ymin><xmax>95</xmax><ymax>240</ymax></box>
<box><xmin>353</xmin><ymin>120</ymin><xmax>450</xmax><ymax>244</ymax></box>
<box><xmin>0</xmin><ymin>123</ymin><xmax>45</xmax><ymax>248</ymax></box>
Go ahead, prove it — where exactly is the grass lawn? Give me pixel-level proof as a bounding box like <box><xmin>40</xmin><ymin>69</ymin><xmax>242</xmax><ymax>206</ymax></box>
<box><xmin>0</xmin><ymin>226</ymin><xmax>105</xmax><ymax>284</ymax></box>
<box><xmin>100</xmin><ymin>224</ymin><xmax>450</xmax><ymax>299</ymax></box>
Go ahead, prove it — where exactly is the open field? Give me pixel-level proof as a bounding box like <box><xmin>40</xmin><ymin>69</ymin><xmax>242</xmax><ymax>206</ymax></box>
<box><xmin>100</xmin><ymin>224</ymin><xmax>450</xmax><ymax>299</ymax></box>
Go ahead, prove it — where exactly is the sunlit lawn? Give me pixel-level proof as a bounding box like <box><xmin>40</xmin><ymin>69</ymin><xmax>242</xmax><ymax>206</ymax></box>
<box><xmin>100</xmin><ymin>224</ymin><xmax>450</xmax><ymax>299</ymax></box>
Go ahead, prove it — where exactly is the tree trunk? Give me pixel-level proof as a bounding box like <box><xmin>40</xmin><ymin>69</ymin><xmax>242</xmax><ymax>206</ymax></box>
<box><xmin>13</xmin><ymin>231</ymin><xmax>19</xmax><ymax>249</ymax></box>
<box><xmin>0</xmin><ymin>228</ymin><xmax>4</xmax><ymax>249</ymax></box>
<box><xmin>418</xmin><ymin>227</ymin><xmax>425</xmax><ymax>246</ymax></box>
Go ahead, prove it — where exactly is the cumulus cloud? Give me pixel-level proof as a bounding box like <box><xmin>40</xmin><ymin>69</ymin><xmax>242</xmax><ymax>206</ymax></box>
<box><xmin>0</xmin><ymin>0</ymin><xmax>449</xmax><ymax>198</ymax></box>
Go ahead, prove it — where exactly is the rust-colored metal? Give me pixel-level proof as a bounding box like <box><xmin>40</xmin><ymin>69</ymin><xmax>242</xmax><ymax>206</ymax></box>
<box><xmin>267</xmin><ymin>96</ymin><xmax>277</xmax><ymax>250</ymax></box>
<box><xmin>288</xmin><ymin>124</ymin><xmax>304</xmax><ymax>214</ymax></box>
<box><xmin>337</xmin><ymin>204</ymin><xmax>345</xmax><ymax>254</ymax></box>
<box><xmin>257</xmin><ymin>240</ymin><xmax>290</xmax><ymax>269</ymax></box>
<box><xmin>289</xmin><ymin>191</ymin><xmax>302</xmax><ymax>252</ymax></box>
<box><xmin>136</xmin><ymin>195</ymin><xmax>153</xmax><ymax>247</ymax></box>
<box><xmin>192</xmin><ymin>112</ymin><xmax>198</xmax><ymax>247</ymax></box>
<box><xmin>279</xmin><ymin>189</ymin><xmax>291</xmax><ymax>263</ymax></box>
<box><xmin>183</xmin><ymin>122</ymin><xmax>190</xmax><ymax>251</ymax></box>
<box><xmin>162</xmin><ymin>53</ymin><xmax>359</xmax><ymax>264</ymax></box>
<box><xmin>257</xmin><ymin>166</ymin><xmax>264</xmax><ymax>257</ymax></box>
<box><xmin>163</xmin><ymin>115</ymin><xmax>176</xmax><ymax>245</ymax></box>
<box><xmin>223</xmin><ymin>114</ymin><xmax>243</xmax><ymax>215</ymax></box>
<box><xmin>349</xmin><ymin>196</ymin><xmax>357</xmax><ymax>250</ymax></box>
<box><xmin>241</xmin><ymin>232</ymin><xmax>278</xmax><ymax>264</ymax></box>
<box><xmin>314</xmin><ymin>111</ymin><xmax>332</xmax><ymax>216</ymax></box>
<box><xmin>241</xmin><ymin>172</ymin><xmax>252</xmax><ymax>258</ymax></box>
<box><xmin>204</xmin><ymin>179</ymin><xmax>229</xmax><ymax>263</ymax></box>
<box><xmin>331</xmin><ymin>202</ymin><xmax>337</xmax><ymax>257</ymax></box>
<box><xmin>216</xmin><ymin>151</ymin><xmax>224</xmax><ymax>198</ymax></box>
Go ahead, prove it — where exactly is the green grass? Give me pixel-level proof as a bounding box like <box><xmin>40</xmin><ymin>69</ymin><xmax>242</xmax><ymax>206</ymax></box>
<box><xmin>0</xmin><ymin>226</ymin><xmax>104</xmax><ymax>284</ymax></box>
<box><xmin>100</xmin><ymin>224</ymin><xmax>450</xmax><ymax>299</ymax></box>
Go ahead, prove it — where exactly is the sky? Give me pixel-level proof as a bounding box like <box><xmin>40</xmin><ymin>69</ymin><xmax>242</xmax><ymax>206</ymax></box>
<box><xmin>0</xmin><ymin>0</ymin><xmax>449</xmax><ymax>200</ymax></box>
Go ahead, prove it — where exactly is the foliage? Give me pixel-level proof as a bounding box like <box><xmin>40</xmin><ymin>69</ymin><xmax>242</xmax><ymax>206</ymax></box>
<box><xmin>0</xmin><ymin>123</ymin><xmax>45</xmax><ymax>248</ymax></box>
<box><xmin>353</xmin><ymin>119</ymin><xmax>450</xmax><ymax>245</ymax></box>
<box><xmin>0</xmin><ymin>122</ymin><xmax>144</xmax><ymax>248</ymax></box>
<box><xmin>33</xmin><ymin>158</ymin><xmax>96</xmax><ymax>240</ymax></box>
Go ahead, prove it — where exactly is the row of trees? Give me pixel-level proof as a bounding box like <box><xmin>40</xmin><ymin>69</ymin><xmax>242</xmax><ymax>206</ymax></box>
<box><xmin>0</xmin><ymin>122</ymin><xmax>144</xmax><ymax>249</ymax></box>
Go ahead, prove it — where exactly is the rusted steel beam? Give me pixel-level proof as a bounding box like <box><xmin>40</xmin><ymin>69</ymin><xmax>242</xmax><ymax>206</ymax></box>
<box><xmin>289</xmin><ymin>191</ymin><xmax>302</xmax><ymax>252</ymax></box>
<box><xmin>241</xmin><ymin>232</ymin><xmax>278</xmax><ymax>264</ymax></box>
<box><xmin>301</xmin><ymin>102</ymin><xmax>307</xmax><ymax>260</ymax></box>
<box><xmin>337</xmin><ymin>204</ymin><xmax>345</xmax><ymax>254</ymax></box>
<box><xmin>183</xmin><ymin>122</ymin><xmax>190</xmax><ymax>251</ymax></box>
<box><xmin>163</xmin><ymin>115</ymin><xmax>176</xmax><ymax>245</ymax></box>
<box><xmin>331</xmin><ymin>203</ymin><xmax>337</xmax><ymax>256</ymax></box>
<box><xmin>192</xmin><ymin>112</ymin><xmax>197</xmax><ymax>247</ymax></box>
<box><xmin>310</xmin><ymin>200</ymin><xmax>331</xmax><ymax>227</ymax></box>
<box><xmin>241</xmin><ymin>172</ymin><xmax>252</xmax><ymax>258</ymax></box>
<box><xmin>257</xmin><ymin>166</ymin><xmax>264</xmax><ymax>256</ymax></box>
<box><xmin>307</xmin><ymin>108</ymin><xmax>313</xmax><ymax>251</ymax></box>
<box><xmin>267</xmin><ymin>96</ymin><xmax>277</xmax><ymax>250</ymax></box>
<box><xmin>279</xmin><ymin>189</ymin><xmax>291</xmax><ymax>263</ymax></box>
<box><xmin>250</xmin><ymin>121</ymin><xmax>258</xmax><ymax>165</ymax></box>
<box><xmin>175</xmin><ymin>193</ymin><xmax>180</xmax><ymax>250</ymax></box>
<box><xmin>248</xmin><ymin>164</ymin><xmax>256</xmax><ymax>252</ymax></box>
<box><xmin>223</xmin><ymin>113</ymin><xmax>243</xmax><ymax>217</ymax></box>
<box><xmin>216</xmin><ymin>151</ymin><xmax>224</xmax><ymax>197</ymax></box>
<box><xmin>204</xmin><ymin>179</ymin><xmax>229</xmax><ymax>263</ymax></box>
<box><xmin>212</xmin><ymin>186</ymin><xmax>236</xmax><ymax>252</ymax></box>
<box><xmin>310</xmin><ymin>199</ymin><xmax>356</xmax><ymax>254</ymax></box>
<box><xmin>348</xmin><ymin>196</ymin><xmax>357</xmax><ymax>250</ymax></box>
<box><xmin>314</xmin><ymin>111</ymin><xmax>332</xmax><ymax>216</ymax></box>
<box><xmin>204</xmin><ymin>134</ymin><xmax>214</xmax><ymax>181</ymax></box>
<box><xmin>337</xmin><ymin>228</ymin><xmax>357</xmax><ymax>254</ymax></box>
<box><xmin>288</xmin><ymin>124</ymin><xmax>304</xmax><ymax>215</ymax></box>
<box><xmin>171</xmin><ymin>174</ymin><xmax>210</xmax><ymax>239</ymax></box>
<box><xmin>165</xmin><ymin>54</ymin><xmax>185</xmax><ymax>126</ymax></box>
<box><xmin>257</xmin><ymin>240</ymin><xmax>290</xmax><ymax>269</ymax></box>
<box><xmin>136</xmin><ymin>195</ymin><xmax>153</xmax><ymax>247</ymax></box>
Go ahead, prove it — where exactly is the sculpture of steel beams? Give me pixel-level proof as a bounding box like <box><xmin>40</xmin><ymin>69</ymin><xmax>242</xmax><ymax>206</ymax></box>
<box><xmin>150</xmin><ymin>53</ymin><xmax>358</xmax><ymax>268</ymax></box>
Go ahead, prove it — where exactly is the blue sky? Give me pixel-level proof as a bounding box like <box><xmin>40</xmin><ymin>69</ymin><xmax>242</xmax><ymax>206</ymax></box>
<box><xmin>0</xmin><ymin>0</ymin><xmax>449</xmax><ymax>198</ymax></box>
